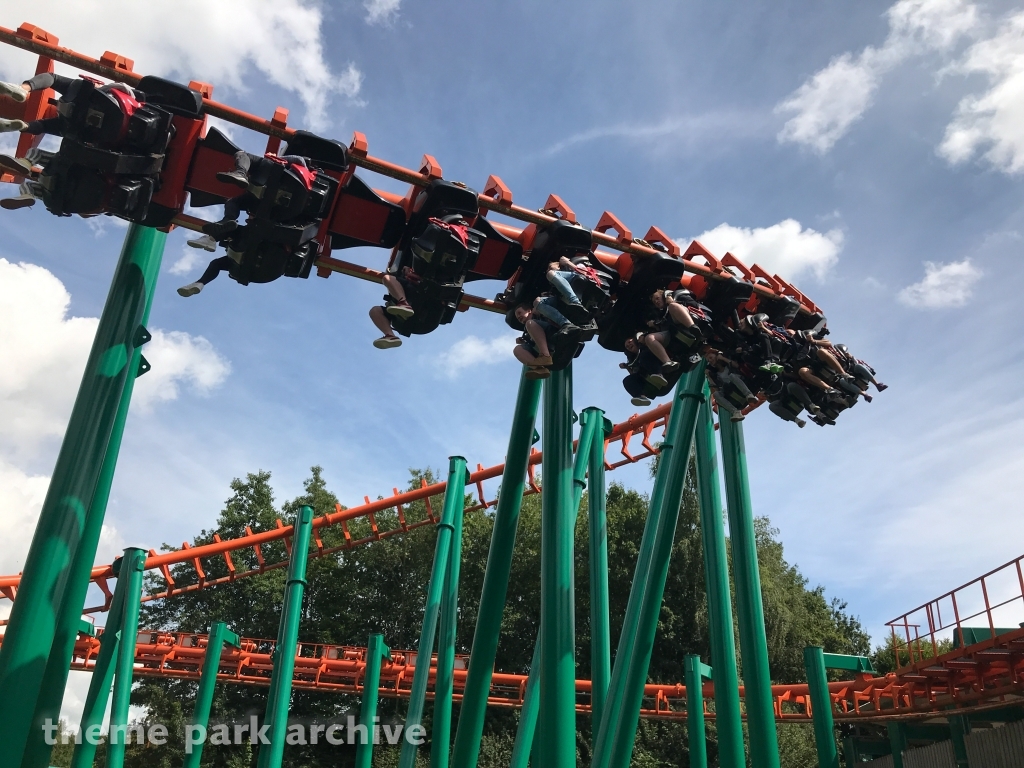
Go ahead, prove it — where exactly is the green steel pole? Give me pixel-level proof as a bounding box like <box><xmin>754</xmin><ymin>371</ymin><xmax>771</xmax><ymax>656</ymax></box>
<box><xmin>948</xmin><ymin>714</ymin><xmax>970</xmax><ymax>768</ymax></box>
<box><xmin>0</xmin><ymin>224</ymin><xmax>165</xmax><ymax>765</ymax></box>
<box><xmin>684</xmin><ymin>655</ymin><xmax>712</xmax><ymax>768</ymax></box>
<box><xmin>591</xmin><ymin>370</ymin><xmax>700</xmax><ymax>768</ymax></box>
<box><xmin>887</xmin><ymin>722</ymin><xmax>907</xmax><ymax>768</ymax></box>
<box><xmin>451</xmin><ymin>372</ymin><xmax>541</xmax><ymax>768</ymax></box>
<box><xmin>23</xmin><ymin>250</ymin><xmax>162</xmax><ymax>768</ymax></box>
<box><xmin>587</xmin><ymin>409</ymin><xmax>612</xmax><ymax>731</ymax></box>
<box><xmin>694</xmin><ymin>393</ymin><xmax>745</xmax><ymax>768</ymax></box>
<box><xmin>256</xmin><ymin>505</ymin><xmax>314</xmax><ymax>768</ymax></box>
<box><xmin>70</xmin><ymin>556</ymin><xmax>129</xmax><ymax>768</ymax></box>
<box><xmin>597</xmin><ymin>366</ymin><xmax>705</xmax><ymax>768</ymax></box>
<box><xmin>105</xmin><ymin>547</ymin><xmax>147</xmax><ymax>768</ymax></box>
<box><xmin>804</xmin><ymin>647</ymin><xmax>840</xmax><ymax>768</ymax></box>
<box><xmin>399</xmin><ymin>457</ymin><xmax>468</xmax><ymax>768</ymax></box>
<box><xmin>183</xmin><ymin>622</ymin><xmax>241</xmax><ymax>768</ymax></box>
<box><xmin>537</xmin><ymin>366</ymin><xmax>576</xmax><ymax>768</ymax></box>
<box><xmin>432</xmin><ymin>483</ymin><xmax>465</xmax><ymax>768</ymax></box>
<box><xmin>509</xmin><ymin>637</ymin><xmax>542</xmax><ymax>768</ymax></box>
<box><xmin>572</xmin><ymin>407</ymin><xmax>602</xmax><ymax>516</ymax></box>
<box><xmin>355</xmin><ymin>634</ymin><xmax>390</xmax><ymax>768</ymax></box>
<box><xmin>718</xmin><ymin>415</ymin><xmax>781</xmax><ymax>768</ymax></box>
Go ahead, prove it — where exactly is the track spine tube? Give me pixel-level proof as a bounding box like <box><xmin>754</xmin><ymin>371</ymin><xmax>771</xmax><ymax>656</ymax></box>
<box><xmin>354</xmin><ymin>634</ymin><xmax>390</xmax><ymax>768</ymax></box>
<box><xmin>509</xmin><ymin>635</ymin><xmax>542</xmax><ymax>768</ymax></box>
<box><xmin>587</xmin><ymin>408</ymin><xmax>612</xmax><ymax>732</ymax></box>
<box><xmin>432</xmin><ymin>480</ymin><xmax>465</xmax><ymax>768</ymax></box>
<box><xmin>450</xmin><ymin>372</ymin><xmax>541</xmax><ymax>768</ymax></box>
<box><xmin>105</xmin><ymin>548</ymin><xmax>147</xmax><ymax>768</ymax></box>
<box><xmin>69</xmin><ymin>557</ymin><xmax>129</xmax><ymax>768</ymax></box>
<box><xmin>0</xmin><ymin>224</ymin><xmax>165</xmax><ymax>767</ymax></box>
<box><xmin>256</xmin><ymin>505</ymin><xmax>314</xmax><ymax>768</ymax></box>
<box><xmin>537</xmin><ymin>366</ymin><xmax>577</xmax><ymax>768</ymax></box>
<box><xmin>804</xmin><ymin>646</ymin><xmax>840</xmax><ymax>768</ymax></box>
<box><xmin>183</xmin><ymin>622</ymin><xmax>240</xmax><ymax>768</ymax></box>
<box><xmin>600</xmin><ymin>366</ymin><xmax>705</xmax><ymax>768</ymax></box>
<box><xmin>398</xmin><ymin>457</ymin><xmax>468</xmax><ymax>768</ymax></box>
<box><xmin>718</xmin><ymin>415</ymin><xmax>781</xmax><ymax>768</ymax></box>
<box><xmin>22</xmin><ymin>228</ymin><xmax>164</xmax><ymax>768</ymax></box>
<box><xmin>694</xmin><ymin>392</ymin><xmax>746</xmax><ymax>768</ymax></box>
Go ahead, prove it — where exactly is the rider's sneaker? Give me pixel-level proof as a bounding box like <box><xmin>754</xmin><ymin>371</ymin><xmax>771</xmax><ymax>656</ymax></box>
<box><xmin>525</xmin><ymin>365</ymin><xmax>551</xmax><ymax>380</ymax></box>
<box><xmin>0</xmin><ymin>194</ymin><xmax>35</xmax><ymax>209</ymax></box>
<box><xmin>177</xmin><ymin>282</ymin><xmax>204</xmax><ymax>297</ymax></box>
<box><xmin>0</xmin><ymin>154</ymin><xmax>31</xmax><ymax>176</ymax></box>
<box><xmin>187</xmin><ymin>234</ymin><xmax>218</xmax><ymax>252</ymax></box>
<box><xmin>795</xmin><ymin>418</ymin><xmax>807</xmax><ymax>428</ymax></box>
<box><xmin>745</xmin><ymin>394</ymin><xmax>760</xmax><ymax>406</ymax></box>
<box><xmin>631</xmin><ymin>395</ymin><xmax>652</xmax><ymax>407</ymax></box>
<box><xmin>759</xmin><ymin>362</ymin><xmax>784</xmax><ymax>375</ymax></box>
<box><xmin>202</xmin><ymin>219</ymin><xmax>239</xmax><ymax>238</ymax></box>
<box><xmin>216</xmin><ymin>169</ymin><xmax>250</xmax><ymax>190</ymax></box>
<box><xmin>532</xmin><ymin>355</ymin><xmax>553</xmax><ymax>367</ymax></box>
<box><xmin>646</xmin><ymin>373</ymin><xmax>668</xmax><ymax>388</ymax></box>
<box><xmin>373</xmin><ymin>335</ymin><xmax>402</xmax><ymax>349</ymax></box>
<box><xmin>731</xmin><ymin>412</ymin><xmax>745</xmax><ymax>422</ymax></box>
<box><xmin>0</xmin><ymin>118</ymin><xmax>27</xmax><ymax>133</ymax></box>
<box><xmin>875</xmin><ymin>382</ymin><xmax>888</xmax><ymax>392</ymax></box>
<box><xmin>661</xmin><ymin>360</ymin><xmax>680</xmax><ymax>375</ymax></box>
<box><xmin>0</xmin><ymin>81</ymin><xmax>27</xmax><ymax>103</ymax></box>
<box><xmin>563</xmin><ymin>300</ymin><xmax>591</xmax><ymax>325</ymax></box>
<box><xmin>386</xmin><ymin>300</ymin><xmax>415</xmax><ymax>319</ymax></box>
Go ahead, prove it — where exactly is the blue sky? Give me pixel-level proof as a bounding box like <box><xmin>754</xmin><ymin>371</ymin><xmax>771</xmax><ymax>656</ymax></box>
<box><xmin>2</xmin><ymin>1</ymin><xmax>1024</xmax><ymax>716</ymax></box>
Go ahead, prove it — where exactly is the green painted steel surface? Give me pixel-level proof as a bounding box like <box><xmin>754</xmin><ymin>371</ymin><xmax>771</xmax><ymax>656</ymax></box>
<box><xmin>510</xmin><ymin>637</ymin><xmax>542</xmax><ymax>768</ymax></box>
<box><xmin>537</xmin><ymin>367</ymin><xmax>577</xmax><ymax>768</ymax></box>
<box><xmin>256</xmin><ymin>506</ymin><xmax>314</xmax><ymax>768</ymax></box>
<box><xmin>591</xmin><ymin>374</ymin><xmax>695</xmax><ymax>768</ymax></box>
<box><xmin>106</xmin><ymin>548</ymin><xmax>147</xmax><ymax>768</ymax></box>
<box><xmin>718</xmin><ymin>416</ymin><xmax>781</xmax><ymax>768</ymax></box>
<box><xmin>0</xmin><ymin>225</ymin><xmax>165</xmax><ymax>766</ymax></box>
<box><xmin>70</xmin><ymin>556</ymin><xmax>129</xmax><ymax>768</ymax></box>
<box><xmin>694</xmin><ymin>393</ymin><xmax>745</xmax><ymax>768</ymax></box>
<box><xmin>399</xmin><ymin>457</ymin><xmax>468</xmax><ymax>768</ymax></box>
<box><xmin>355</xmin><ymin>634</ymin><xmax>391</xmax><ymax>768</ymax></box>
<box><xmin>571</xmin><ymin>407</ymin><xmax>602</xmax><ymax>515</ymax></box>
<box><xmin>596</xmin><ymin>367</ymin><xmax>705</xmax><ymax>768</ymax></box>
<box><xmin>451</xmin><ymin>373</ymin><xmax>541</xmax><ymax>768</ymax></box>
<box><xmin>183</xmin><ymin>622</ymin><xmax>240</xmax><ymax>768</ymax></box>
<box><xmin>685</xmin><ymin>655</ymin><xmax>713</xmax><ymax>768</ymax></box>
<box><xmin>587</xmin><ymin>409</ymin><xmax>613</xmax><ymax>733</ymax></box>
<box><xmin>804</xmin><ymin>647</ymin><xmax>841</xmax><ymax>768</ymax></box>
<box><xmin>888</xmin><ymin>722</ymin><xmax>908</xmax><ymax>768</ymax></box>
<box><xmin>432</xmin><ymin>482</ymin><xmax>466</xmax><ymax>768</ymax></box>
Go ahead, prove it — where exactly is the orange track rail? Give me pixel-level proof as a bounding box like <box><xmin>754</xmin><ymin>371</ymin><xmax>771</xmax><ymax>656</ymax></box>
<box><xmin>0</xmin><ymin>405</ymin><xmax>673</xmax><ymax>610</ymax></box>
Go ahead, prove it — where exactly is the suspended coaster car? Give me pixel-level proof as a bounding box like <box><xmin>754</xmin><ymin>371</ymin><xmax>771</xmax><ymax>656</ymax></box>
<box><xmin>622</xmin><ymin>346</ymin><xmax>683</xmax><ymax>402</ymax></box>
<box><xmin>597</xmin><ymin>251</ymin><xmax>685</xmax><ymax>352</ymax></box>
<box><xmin>36</xmin><ymin>75</ymin><xmax>203</xmax><ymax>224</ymax></box>
<box><xmin>506</xmin><ymin>218</ymin><xmax>603</xmax><ymax>306</ymax></box>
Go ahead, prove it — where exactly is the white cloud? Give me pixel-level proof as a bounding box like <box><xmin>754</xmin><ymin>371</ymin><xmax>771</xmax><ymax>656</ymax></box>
<box><xmin>364</xmin><ymin>0</ymin><xmax>402</xmax><ymax>26</ymax></box>
<box><xmin>0</xmin><ymin>460</ymin><xmax>49</xmax><ymax>574</ymax></box>
<box><xmin>776</xmin><ymin>0</ymin><xmax>979</xmax><ymax>153</ymax></box>
<box><xmin>0</xmin><ymin>258</ymin><xmax>230</xmax><ymax>462</ymax></box>
<box><xmin>898</xmin><ymin>258</ymin><xmax>981</xmax><ymax>308</ymax></box>
<box><xmin>939</xmin><ymin>12</ymin><xmax>1024</xmax><ymax>173</ymax></box>
<box><xmin>685</xmin><ymin>219</ymin><xmax>843</xmax><ymax>283</ymax></box>
<box><xmin>132</xmin><ymin>331</ymin><xmax>230</xmax><ymax>412</ymax></box>
<box><xmin>437</xmin><ymin>334</ymin><xmax>518</xmax><ymax>379</ymax></box>
<box><xmin>168</xmin><ymin>246</ymin><xmax>204</xmax><ymax>276</ymax></box>
<box><xmin>0</xmin><ymin>0</ymin><xmax>362</xmax><ymax>130</ymax></box>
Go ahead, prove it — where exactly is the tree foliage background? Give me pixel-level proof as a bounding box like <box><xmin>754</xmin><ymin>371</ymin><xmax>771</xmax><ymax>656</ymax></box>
<box><xmin>58</xmin><ymin>457</ymin><xmax>870</xmax><ymax>767</ymax></box>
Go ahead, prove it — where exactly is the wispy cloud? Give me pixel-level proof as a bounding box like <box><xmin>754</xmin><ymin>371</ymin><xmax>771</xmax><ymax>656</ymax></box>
<box><xmin>776</xmin><ymin>0</ymin><xmax>980</xmax><ymax>153</ymax></box>
<box><xmin>898</xmin><ymin>258</ymin><xmax>981</xmax><ymax>308</ymax></box>
<box><xmin>437</xmin><ymin>334</ymin><xmax>518</xmax><ymax>379</ymax></box>
<box><xmin>364</xmin><ymin>0</ymin><xmax>401</xmax><ymax>26</ymax></box>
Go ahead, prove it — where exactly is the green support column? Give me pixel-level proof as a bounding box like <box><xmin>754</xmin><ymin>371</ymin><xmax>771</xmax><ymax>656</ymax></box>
<box><xmin>355</xmin><ymin>634</ymin><xmax>390</xmax><ymax>768</ymax></box>
<box><xmin>399</xmin><ymin>457</ymin><xmax>468</xmax><ymax>768</ymax></box>
<box><xmin>593</xmin><ymin>366</ymin><xmax>706</xmax><ymax>768</ymax></box>
<box><xmin>0</xmin><ymin>224</ymin><xmax>165</xmax><ymax>767</ymax></box>
<box><xmin>694</xmin><ymin>393</ymin><xmax>745</xmax><ymax>768</ymax></box>
<box><xmin>804</xmin><ymin>647</ymin><xmax>840</xmax><ymax>768</ymax></box>
<box><xmin>451</xmin><ymin>372</ymin><xmax>541</xmax><ymax>768</ymax></box>
<box><xmin>684</xmin><ymin>655</ymin><xmax>713</xmax><ymax>768</ymax></box>
<box><xmin>718</xmin><ymin>415</ymin><xmax>781</xmax><ymax>768</ymax></box>
<box><xmin>70</xmin><ymin>556</ymin><xmax>130</xmax><ymax>768</ymax></box>
<box><xmin>572</xmin><ymin>407</ymin><xmax>602</xmax><ymax>514</ymax></box>
<box><xmin>432</xmin><ymin>481</ymin><xmax>465</xmax><ymax>768</ymax></box>
<box><xmin>537</xmin><ymin>366</ymin><xmax>576</xmax><ymax>768</ymax></box>
<box><xmin>256</xmin><ymin>506</ymin><xmax>315</xmax><ymax>768</ymax></box>
<box><xmin>588</xmin><ymin>410</ymin><xmax>613</xmax><ymax>732</ymax></box>
<box><xmin>948</xmin><ymin>714</ymin><xmax>970</xmax><ymax>768</ymax></box>
<box><xmin>183</xmin><ymin>622</ymin><xmax>241</xmax><ymax>768</ymax></box>
<box><xmin>887</xmin><ymin>722</ymin><xmax>907</xmax><ymax>768</ymax></box>
<box><xmin>510</xmin><ymin>637</ymin><xmax>542</xmax><ymax>768</ymax></box>
<box><xmin>106</xmin><ymin>547</ymin><xmax>147</xmax><ymax>768</ymax></box>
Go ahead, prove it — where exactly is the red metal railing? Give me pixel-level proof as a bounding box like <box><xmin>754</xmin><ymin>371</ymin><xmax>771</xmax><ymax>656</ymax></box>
<box><xmin>886</xmin><ymin>553</ymin><xmax>1024</xmax><ymax>670</ymax></box>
